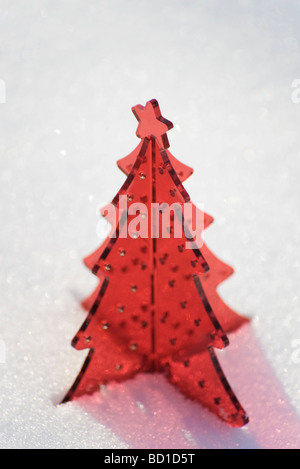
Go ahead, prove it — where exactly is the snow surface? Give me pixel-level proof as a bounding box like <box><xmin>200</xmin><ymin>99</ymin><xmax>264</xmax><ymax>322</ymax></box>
<box><xmin>0</xmin><ymin>0</ymin><xmax>300</xmax><ymax>449</ymax></box>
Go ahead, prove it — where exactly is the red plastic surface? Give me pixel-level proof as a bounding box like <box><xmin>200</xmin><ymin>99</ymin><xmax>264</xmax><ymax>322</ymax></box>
<box><xmin>63</xmin><ymin>100</ymin><xmax>249</xmax><ymax>427</ymax></box>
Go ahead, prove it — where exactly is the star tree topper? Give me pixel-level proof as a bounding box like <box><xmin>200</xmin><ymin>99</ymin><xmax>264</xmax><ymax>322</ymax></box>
<box><xmin>132</xmin><ymin>99</ymin><xmax>174</xmax><ymax>149</ymax></box>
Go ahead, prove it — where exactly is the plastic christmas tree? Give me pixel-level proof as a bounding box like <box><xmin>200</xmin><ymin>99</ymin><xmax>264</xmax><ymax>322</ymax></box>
<box><xmin>63</xmin><ymin>99</ymin><xmax>249</xmax><ymax>427</ymax></box>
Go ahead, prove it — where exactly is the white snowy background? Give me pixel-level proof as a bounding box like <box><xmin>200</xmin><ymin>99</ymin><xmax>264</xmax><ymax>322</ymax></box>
<box><xmin>0</xmin><ymin>0</ymin><xmax>300</xmax><ymax>449</ymax></box>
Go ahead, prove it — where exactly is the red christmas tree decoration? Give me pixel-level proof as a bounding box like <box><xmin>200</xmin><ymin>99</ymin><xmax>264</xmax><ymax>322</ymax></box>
<box><xmin>63</xmin><ymin>99</ymin><xmax>249</xmax><ymax>427</ymax></box>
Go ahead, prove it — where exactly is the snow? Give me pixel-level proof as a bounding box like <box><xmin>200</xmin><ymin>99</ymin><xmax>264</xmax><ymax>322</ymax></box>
<box><xmin>0</xmin><ymin>0</ymin><xmax>300</xmax><ymax>449</ymax></box>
